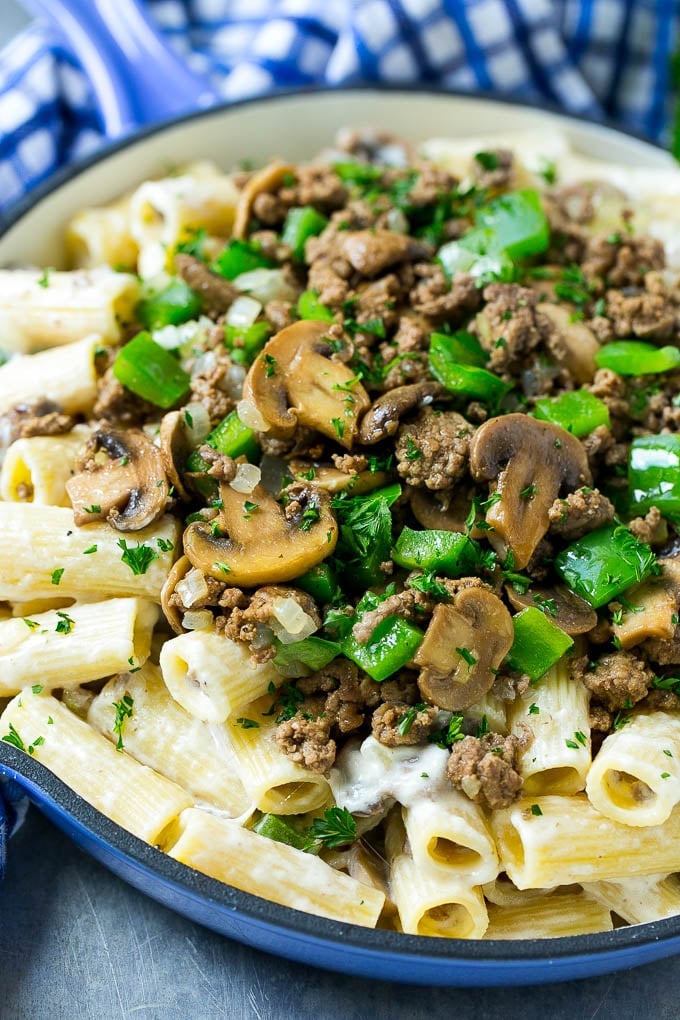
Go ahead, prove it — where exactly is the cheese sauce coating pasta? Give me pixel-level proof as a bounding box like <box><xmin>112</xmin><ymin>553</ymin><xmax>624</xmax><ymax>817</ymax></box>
<box><xmin>3</xmin><ymin>128</ymin><xmax>680</xmax><ymax>939</ymax></box>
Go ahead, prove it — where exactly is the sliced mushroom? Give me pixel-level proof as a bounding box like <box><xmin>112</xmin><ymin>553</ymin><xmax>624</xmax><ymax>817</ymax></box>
<box><xmin>612</xmin><ymin>557</ymin><xmax>680</xmax><ymax>650</ymax></box>
<box><xmin>410</xmin><ymin>487</ymin><xmax>488</xmax><ymax>540</ymax></box>
<box><xmin>469</xmin><ymin>413</ymin><xmax>591</xmax><ymax>570</ymax></box>
<box><xmin>159</xmin><ymin>410</ymin><xmax>195</xmax><ymax>501</ymax></box>
<box><xmin>233</xmin><ymin>161</ymin><xmax>295</xmax><ymax>240</ymax></box>
<box><xmin>358</xmin><ymin>381</ymin><xmax>445</xmax><ymax>445</ymax></box>
<box><xmin>340</xmin><ymin>230</ymin><xmax>431</xmax><ymax>278</ymax></box>
<box><xmin>288</xmin><ymin>459</ymin><xmax>390</xmax><ymax>495</ymax></box>
<box><xmin>161</xmin><ymin>554</ymin><xmax>192</xmax><ymax>634</ymax></box>
<box><xmin>538</xmin><ymin>302</ymin><xmax>600</xmax><ymax>385</ymax></box>
<box><xmin>66</xmin><ymin>425</ymin><xmax>169</xmax><ymax>531</ymax></box>
<box><xmin>183</xmin><ymin>481</ymin><xmax>338</xmax><ymax>585</ymax></box>
<box><xmin>414</xmin><ymin>588</ymin><xmax>514</xmax><ymax>711</ymax></box>
<box><xmin>504</xmin><ymin>583</ymin><xmax>597</xmax><ymax>636</ymax></box>
<box><xmin>242</xmin><ymin>320</ymin><xmax>370</xmax><ymax>449</ymax></box>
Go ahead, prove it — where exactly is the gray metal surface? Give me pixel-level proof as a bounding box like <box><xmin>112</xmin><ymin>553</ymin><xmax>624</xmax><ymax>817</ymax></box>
<box><xmin>0</xmin><ymin>3</ymin><xmax>679</xmax><ymax>1016</ymax></box>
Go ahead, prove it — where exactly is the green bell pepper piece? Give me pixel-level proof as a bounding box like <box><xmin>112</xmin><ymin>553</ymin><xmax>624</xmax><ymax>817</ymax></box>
<box><xmin>297</xmin><ymin>289</ymin><xmax>334</xmax><ymax>322</ymax></box>
<box><xmin>505</xmin><ymin>606</ymin><xmax>574</xmax><ymax>681</ymax></box>
<box><xmin>474</xmin><ymin>188</ymin><xmax>550</xmax><ymax>260</ymax></box>
<box><xmin>429</xmin><ymin>330</ymin><xmax>487</xmax><ymax>368</ymax></box>
<box><xmin>428</xmin><ymin>332</ymin><xmax>510</xmax><ymax>405</ymax></box>
<box><xmin>224</xmin><ymin>321</ymin><xmax>271</xmax><ymax>365</ymax></box>
<box><xmin>629</xmin><ymin>434</ymin><xmax>680</xmax><ymax>520</ymax></box>
<box><xmin>392</xmin><ymin>527</ymin><xmax>480</xmax><ymax>577</ymax></box>
<box><xmin>342</xmin><ymin>615</ymin><xmax>424</xmax><ymax>682</ymax></box>
<box><xmin>532</xmin><ymin>390</ymin><xmax>611</xmax><ymax>437</ymax></box>
<box><xmin>252</xmin><ymin>813</ymin><xmax>319</xmax><ymax>853</ymax></box>
<box><xmin>136</xmin><ymin>279</ymin><xmax>202</xmax><ymax>330</ymax></box>
<box><xmin>212</xmin><ymin>239</ymin><xmax>275</xmax><ymax>280</ymax></box>
<box><xmin>595</xmin><ymin>341</ymin><xmax>680</xmax><ymax>376</ymax></box>
<box><xmin>186</xmin><ymin>409</ymin><xmax>259</xmax><ymax>482</ymax></box>
<box><xmin>282</xmin><ymin>206</ymin><xmax>329</xmax><ymax>260</ymax></box>
<box><xmin>296</xmin><ymin>562</ymin><xmax>340</xmax><ymax>604</ymax></box>
<box><xmin>112</xmin><ymin>331</ymin><xmax>191</xmax><ymax>409</ymax></box>
<box><xmin>273</xmin><ymin>636</ymin><xmax>341</xmax><ymax>674</ymax></box>
<box><xmin>554</xmin><ymin>523</ymin><xmax>659</xmax><ymax>609</ymax></box>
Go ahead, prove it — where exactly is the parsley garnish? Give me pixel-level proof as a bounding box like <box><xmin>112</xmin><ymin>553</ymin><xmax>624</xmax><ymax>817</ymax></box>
<box><xmin>37</xmin><ymin>268</ymin><xmax>51</xmax><ymax>288</ymax></box>
<box><xmin>520</xmin><ymin>484</ymin><xmax>537</xmax><ymax>500</ymax></box>
<box><xmin>397</xmin><ymin>703</ymin><xmax>427</xmax><ymax>737</ymax></box>
<box><xmin>612</xmin><ymin>711</ymin><xmax>631</xmax><ymax>730</ymax></box>
<box><xmin>112</xmin><ymin>693</ymin><xmax>134</xmax><ymax>751</ymax></box>
<box><xmin>456</xmin><ymin>646</ymin><xmax>477</xmax><ymax>667</ymax></box>
<box><xmin>23</xmin><ymin>619</ymin><xmax>39</xmax><ymax>629</ymax></box>
<box><xmin>407</xmin><ymin>571</ymin><xmax>450</xmax><ymax>601</ymax></box>
<box><xmin>476</xmin><ymin>715</ymin><xmax>489</xmax><ymax>738</ymax></box>
<box><xmin>51</xmin><ymin>568</ymin><xmax>64</xmax><ymax>586</ymax></box>
<box><xmin>530</xmin><ymin>803</ymin><xmax>543</xmax><ymax>817</ymax></box>
<box><xmin>528</xmin><ymin>703</ymin><xmax>539</xmax><ymax>715</ymax></box>
<box><xmin>404</xmin><ymin>436</ymin><xmax>422</xmax><ymax>461</ymax></box>
<box><xmin>2</xmin><ymin>722</ymin><xmax>25</xmax><ymax>751</ymax></box>
<box><xmin>263</xmin><ymin>353</ymin><xmax>277</xmax><ymax>377</ymax></box>
<box><xmin>83</xmin><ymin>545</ymin><xmax>97</xmax><ymax>555</ymax></box>
<box><xmin>235</xmin><ymin>717</ymin><xmax>260</xmax><ymax>729</ymax></box>
<box><xmin>474</xmin><ymin>151</ymin><xmax>500</xmax><ymax>171</ymax></box>
<box><xmin>84</xmin><ymin>504</ymin><xmax>101</xmax><ymax>515</ymax></box>
<box><xmin>118</xmin><ymin>539</ymin><xmax>158</xmax><ymax>576</ymax></box>
<box><xmin>299</xmin><ymin>506</ymin><xmax>320</xmax><ymax>532</ymax></box>
<box><xmin>31</xmin><ymin>684</ymin><xmax>43</xmax><ymax>695</ymax></box>
<box><xmin>330</xmin><ymin>417</ymin><xmax>345</xmax><ymax>440</ymax></box>
<box><xmin>305</xmin><ymin>807</ymin><xmax>357</xmax><ymax>849</ymax></box>
<box><xmin>55</xmin><ymin>611</ymin><xmax>75</xmax><ymax>635</ymax></box>
<box><xmin>429</xmin><ymin>713</ymin><xmax>465</xmax><ymax>749</ymax></box>
<box><xmin>214</xmin><ymin>560</ymin><xmax>231</xmax><ymax>575</ymax></box>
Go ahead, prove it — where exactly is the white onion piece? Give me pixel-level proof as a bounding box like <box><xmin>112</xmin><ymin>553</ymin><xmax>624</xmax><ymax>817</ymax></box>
<box><xmin>386</xmin><ymin>208</ymin><xmax>409</xmax><ymax>234</ymax></box>
<box><xmin>224</xmin><ymin>363</ymin><xmax>246</xmax><ymax>401</ymax></box>
<box><xmin>191</xmin><ymin>349</ymin><xmax>217</xmax><ymax>378</ymax></box>
<box><xmin>237</xmin><ymin>398</ymin><xmax>269</xmax><ymax>432</ymax></box>
<box><xmin>232</xmin><ymin>268</ymin><xmax>298</xmax><ymax>304</ymax></box>
<box><xmin>270</xmin><ymin>598</ymin><xmax>318</xmax><ymax>644</ymax></box>
<box><xmin>182</xmin><ymin>401</ymin><xmax>211</xmax><ymax>446</ymax></box>
<box><xmin>175</xmin><ymin>567</ymin><xmax>210</xmax><ymax>609</ymax></box>
<box><xmin>229</xmin><ymin>463</ymin><xmax>261</xmax><ymax>494</ymax></box>
<box><xmin>252</xmin><ymin>622</ymin><xmax>275</xmax><ymax>649</ymax></box>
<box><xmin>182</xmin><ymin>610</ymin><xmax>214</xmax><ymax>631</ymax></box>
<box><xmin>226</xmin><ymin>294</ymin><xmax>262</xmax><ymax>328</ymax></box>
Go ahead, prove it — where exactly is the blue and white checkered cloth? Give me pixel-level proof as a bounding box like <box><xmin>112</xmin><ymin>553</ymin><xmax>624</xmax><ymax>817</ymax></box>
<box><xmin>0</xmin><ymin>0</ymin><xmax>678</xmax><ymax>856</ymax></box>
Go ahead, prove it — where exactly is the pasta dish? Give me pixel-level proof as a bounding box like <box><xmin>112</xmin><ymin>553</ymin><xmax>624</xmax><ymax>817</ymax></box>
<box><xmin>2</xmin><ymin>126</ymin><xmax>680</xmax><ymax>940</ymax></box>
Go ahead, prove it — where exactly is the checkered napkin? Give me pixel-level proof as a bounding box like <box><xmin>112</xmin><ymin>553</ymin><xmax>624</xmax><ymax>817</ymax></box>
<box><xmin>0</xmin><ymin>0</ymin><xmax>677</xmax><ymax>855</ymax></box>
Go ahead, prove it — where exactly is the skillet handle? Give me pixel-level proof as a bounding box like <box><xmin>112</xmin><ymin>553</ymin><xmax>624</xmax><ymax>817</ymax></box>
<box><xmin>19</xmin><ymin>0</ymin><xmax>219</xmax><ymax>137</ymax></box>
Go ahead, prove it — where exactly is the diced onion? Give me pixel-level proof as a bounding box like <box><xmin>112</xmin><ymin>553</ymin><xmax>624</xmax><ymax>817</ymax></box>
<box><xmin>232</xmin><ymin>268</ymin><xmax>298</xmax><ymax>304</ymax></box>
<box><xmin>182</xmin><ymin>401</ymin><xmax>211</xmax><ymax>446</ymax></box>
<box><xmin>191</xmin><ymin>350</ymin><xmax>217</xmax><ymax>378</ymax></box>
<box><xmin>153</xmin><ymin>315</ymin><xmax>214</xmax><ymax>352</ymax></box>
<box><xmin>175</xmin><ymin>568</ymin><xmax>210</xmax><ymax>609</ymax></box>
<box><xmin>270</xmin><ymin>598</ymin><xmax>318</xmax><ymax>644</ymax></box>
<box><xmin>224</xmin><ymin>363</ymin><xmax>246</xmax><ymax>401</ymax></box>
<box><xmin>182</xmin><ymin>610</ymin><xmax>214</xmax><ymax>631</ymax></box>
<box><xmin>237</xmin><ymin>398</ymin><xmax>269</xmax><ymax>432</ymax></box>
<box><xmin>386</xmin><ymin>208</ymin><xmax>409</xmax><ymax>234</ymax></box>
<box><xmin>252</xmin><ymin>622</ymin><xmax>275</xmax><ymax>649</ymax></box>
<box><xmin>229</xmin><ymin>463</ymin><xmax>262</xmax><ymax>494</ymax></box>
<box><xmin>226</xmin><ymin>295</ymin><xmax>262</xmax><ymax>328</ymax></box>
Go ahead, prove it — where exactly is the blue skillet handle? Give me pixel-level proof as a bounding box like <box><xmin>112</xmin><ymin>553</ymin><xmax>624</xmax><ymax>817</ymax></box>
<box><xmin>20</xmin><ymin>0</ymin><xmax>220</xmax><ymax>137</ymax></box>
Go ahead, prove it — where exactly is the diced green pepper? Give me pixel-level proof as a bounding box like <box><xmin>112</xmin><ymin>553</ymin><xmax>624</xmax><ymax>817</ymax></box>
<box><xmin>296</xmin><ymin>563</ymin><xmax>340</xmax><ymax>604</ymax></box>
<box><xmin>252</xmin><ymin>813</ymin><xmax>319</xmax><ymax>853</ymax></box>
<box><xmin>273</xmin><ymin>636</ymin><xmax>341</xmax><ymax>674</ymax></box>
<box><xmin>629</xmin><ymin>434</ymin><xmax>680</xmax><ymax>520</ymax></box>
<box><xmin>282</xmin><ymin>206</ymin><xmax>329</xmax><ymax>260</ymax></box>
<box><xmin>595</xmin><ymin>341</ymin><xmax>680</xmax><ymax>376</ymax></box>
<box><xmin>224</xmin><ymin>321</ymin><xmax>271</xmax><ymax>365</ymax></box>
<box><xmin>186</xmin><ymin>409</ymin><xmax>259</xmax><ymax>477</ymax></box>
<box><xmin>428</xmin><ymin>332</ymin><xmax>510</xmax><ymax>405</ymax></box>
<box><xmin>392</xmin><ymin>527</ymin><xmax>480</xmax><ymax>577</ymax></box>
<box><xmin>342</xmin><ymin>615</ymin><xmax>424</xmax><ymax>682</ymax></box>
<box><xmin>532</xmin><ymin>390</ymin><xmax>610</xmax><ymax>437</ymax></box>
<box><xmin>428</xmin><ymin>330</ymin><xmax>487</xmax><ymax>368</ymax></box>
<box><xmin>505</xmin><ymin>606</ymin><xmax>574</xmax><ymax>681</ymax></box>
<box><xmin>297</xmin><ymin>289</ymin><xmax>334</xmax><ymax>322</ymax></box>
<box><xmin>113</xmin><ymin>331</ymin><xmax>190</xmax><ymax>409</ymax></box>
<box><xmin>474</xmin><ymin>188</ymin><xmax>550</xmax><ymax>260</ymax></box>
<box><xmin>212</xmin><ymin>239</ymin><xmax>275</xmax><ymax>280</ymax></box>
<box><xmin>136</xmin><ymin>279</ymin><xmax>202</xmax><ymax>330</ymax></box>
<box><xmin>333</xmin><ymin>162</ymin><xmax>382</xmax><ymax>186</ymax></box>
<box><xmin>554</xmin><ymin>523</ymin><xmax>659</xmax><ymax>609</ymax></box>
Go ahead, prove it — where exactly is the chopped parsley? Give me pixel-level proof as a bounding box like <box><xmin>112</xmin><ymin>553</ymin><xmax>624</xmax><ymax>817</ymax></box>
<box><xmin>157</xmin><ymin>538</ymin><xmax>174</xmax><ymax>552</ymax></box>
<box><xmin>305</xmin><ymin>807</ymin><xmax>357</xmax><ymax>849</ymax></box>
<box><xmin>528</xmin><ymin>703</ymin><xmax>539</xmax><ymax>715</ymax></box>
<box><xmin>330</xmin><ymin>417</ymin><xmax>345</xmax><ymax>440</ymax></box>
<box><xmin>84</xmin><ymin>504</ymin><xmax>102</xmax><ymax>515</ymax></box>
<box><xmin>263</xmin><ymin>353</ymin><xmax>277</xmax><ymax>377</ymax></box>
<box><xmin>51</xmin><ymin>568</ymin><xmax>64</xmax><ymax>586</ymax></box>
<box><xmin>112</xmin><ymin>693</ymin><xmax>134</xmax><ymax>751</ymax></box>
<box><xmin>430</xmin><ymin>713</ymin><xmax>465</xmax><ymax>749</ymax></box>
<box><xmin>397</xmin><ymin>703</ymin><xmax>428</xmax><ymax>737</ymax></box>
<box><xmin>404</xmin><ymin>436</ymin><xmax>422</xmax><ymax>461</ymax></box>
<box><xmin>530</xmin><ymin>803</ymin><xmax>543</xmax><ymax>817</ymax></box>
<box><xmin>235</xmin><ymin>717</ymin><xmax>260</xmax><ymax>729</ymax></box>
<box><xmin>214</xmin><ymin>561</ymin><xmax>231</xmax><ymax>575</ymax></box>
<box><xmin>474</xmin><ymin>151</ymin><xmax>500</xmax><ymax>171</ymax></box>
<box><xmin>299</xmin><ymin>506</ymin><xmax>320</xmax><ymax>532</ymax></box>
<box><xmin>55</xmin><ymin>611</ymin><xmax>75</xmax><ymax>635</ymax></box>
<box><xmin>23</xmin><ymin>619</ymin><xmax>39</xmax><ymax>629</ymax></box>
<box><xmin>407</xmin><ymin>571</ymin><xmax>450</xmax><ymax>601</ymax></box>
<box><xmin>31</xmin><ymin>684</ymin><xmax>43</xmax><ymax>695</ymax></box>
<box><xmin>37</xmin><ymin>268</ymin><xmax>51</xmax><ymax>288</ymax></box>
<box><xmin>456</xmin><ymin>646</ymin><xmax>477</xmax><ymax>667</ymax></box>
<box><xmin>2</xmin><ymin>722</ymin><xmax>25</xmax><ymax>751</ymax></box>
<box><xmin>520</xmin><ymin>484</ymin><xmax>537</xmax><ymax>500</ymax></box>
<box><xmin>118</xmin><ymin>539</ymin><xmax>159</xmax><ymax>576</ymax></box>
<box><xmin>83</xmin><ymin>545</ymin><xmax>98</xmax><ymax>555</ymax></box>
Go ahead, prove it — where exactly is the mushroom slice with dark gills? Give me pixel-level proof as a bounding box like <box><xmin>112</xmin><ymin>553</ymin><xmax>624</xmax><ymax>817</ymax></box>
<box><xmin>66</xmin><ymin>424</ymin><xmax>169</xmax><ymax>531</ymax></box>
<box><xmin>241</xmin><ymin>319</ymin><xmax>370</xmax><ymax>449</ymax></box>
<box><xmin>183</xmin><ymin>481</ymin><xmax>338</xmax><ymax>586</ymax></box>
<box><xmin>357</xmin><ymin>381</ymin><xmax>446</xmax><ymax>445</ymax></box>
<box><xmin>232</xmin><ymin>161</ymin><xmax>296</xmax><ymax>240</ymax></box>
<box><xmin>415</xmin><ymin>587</ymin><xmax>514</xmax><ymax>711</ymax></box>
<box><xmin>469</xmin><ymin>413</ymin><xmax>591</xmax><ymax>570</ymax></box>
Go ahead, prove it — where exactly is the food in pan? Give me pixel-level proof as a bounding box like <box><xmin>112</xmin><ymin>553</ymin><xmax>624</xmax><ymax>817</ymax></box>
<box><xmin>3</xmin><ymin>126</ymin><xmax>680</xmax><ymax>938</ymax></box>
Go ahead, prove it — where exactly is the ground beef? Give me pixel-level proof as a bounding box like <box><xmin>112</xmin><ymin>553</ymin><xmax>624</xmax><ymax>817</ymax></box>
<box><xmin>351</xmin><ymin>588</ymin><xmax>432</xmax><ymax>644</ymax></box>
<box><xmin>479</xmin><ymin>282</ymin><xmax>549</xmax><ymax>373</ymax></box>
<box><xmin>381</xmin><ymin>352</ymin><xmax>431</xmax><ymax>391</ymax></box>
<box><xmin>550</xmin><ymin>183</ymin><xmax>596</xmax><ymax>225</ymax></box>
<box><xmin>633</xmin><ymin>378</ymin><xmax>680</xmax><ymax>434</ymax></box>
<box><xmin>175</xmin><ymin>254</ymin><xmax>239</xmax><ymax>319</ymax></box>
<box><xmin>275</xmin><ymin>714</ymin><xmax>336</xmax><ymax>774</ymax></box>
<box><xmin>547</xmin><ymin>487</ymin><xmax>615</xmax><ymax>541</ymax></box>
<box><xmin>264</xmin><ymin>300</ymin><xmax>294</xmax><ymax>331</ymax></box>
<box><xmin>198</xmin><ymin>445</ymin><xmax>236</xmax><ymax>482</ymax></box>
<box><xmin>354</xmin><ymin>274</ymin><xmax>403</xmax><ymax>329</ymax></box>
<box><xmin>642</xmin><ymin>632</ymin><xmax>680</xmax><ymax>666</ymax></box>
<box><xmin>525</xmin><ymin>537</ymin><xmax>555</xmax><ymax>582</ymax></box>
<box><xmin>324</xmin><ymin>666</ymin><xmax>382</xmax><ymax>734</ymax></box>
<box><xmin>641</xmin><ymin>688</ymin><xmax>680</xmax><ymax>712</ymax></box>
<box><xmin>406</xmin><ymin>163</ymin><xmax>459</xmax><ymax>206</ymax></box>
<box><xmin>409</xmin><ymin>264</ymin><xmax>482</xmax><ymax>323</ymax></box>
<box><xmin>1</xmin><ymin>399</ymin><xmax>75</xmax><ymax>442</ymax></box>
<box><xmin>587</xmin><ymin>369</ymin><xmax>631</xmax><ymax>426</ymax></box>
<box><xmin>379</xmin><ymin>674</ymin><xmax>421</xmax><ymax>704</ymax></box>
<box><xmin>571</xmin><ymin>651</ymin><xmax>653</xmax><ymax>712</ymax></box>
<box><xmin>331</xmin><ymin>452</ymin><xmax>369</xmax><ymax>474</ymax></box>
<box><xmin>447</xmin><ymin>733</ymin><xmax>523</xmax><ymax>810</ymax></box>
<box><xmin>371</xmin><ymin>701</ymin><xmax>438</xmax><ymax>747</ymax></box>
<box><xmin>472</xmin><ymin>149</ymin><xmax>514</xmax><ymax>191</ymax></box>
<box><xmin>602</xmin><ymin>285</ymin><xmax>676</xmax><ymax>341</ymax></box>
<box><xmin>395</xmin><ymin>408</ymin><xmax>473</xmax><ymax>490</ymax></box>
<box><xmin>580</xmin><ymin>233</ymin><xmax>666</xmax><ymax>288</ymax></box>
<box><xmin>589</xmin><ymin>704</ymin><xmax>613</xmax><ymax>732</ymax></box>
<box><xmin>248</xmin><ymin>230</ymin><xmax>291</xmax><ymax>263</ymax></box>
<box><xmin>279</xmin><ymin>164</ymin><xmax>348</xmax><ymax>213</ymax></box>
<box><xmin>628</xmin><ymin>507</ymin><xmax>668</xmax><ymax>546</ymax></box>
<box><xmin>188</xmin><ymin>346</ymin><xmax>236</xmax><ymax>424</ymax></box>
<box><xmin>251</xmin><ymin>190</ymin><xmax>289</xmax><ymax>226</ymax></box>
<box><xmin>93</xmin><ymin>367</ymin><xmax>156</xmax><ymax>426</ymax></box>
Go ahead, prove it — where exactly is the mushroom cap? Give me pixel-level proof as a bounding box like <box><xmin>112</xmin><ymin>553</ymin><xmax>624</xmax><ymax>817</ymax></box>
<box><xmin>242</xmin><ymin>319</ymin><xmax>371</xmax><ymax>449</ymax></box>
<box><xmin>504</xmin><ymin>582</ymin><xmax>597</xmax><ymax>636</ymax></box>
<box><xmin>232</xmin><ymin>161</ymin><xmax>295</xmax><ymax>240</ymax></box>
<box><xmin>414</xmin><ymin>587</ymin><xmax>514</xmax><ymax>710</ymax></box>
<box><xmin>183</xmin><ymin>481</ymin><xmax>338</xmax><ymax>586</ymax></box>
<box><xmin>358</xmin><ymin>381</ymin><xmax>445</xmax><ymax>445</ymax></box>
<box><xmin>66</xmin><ymin>424</ymin><xmax>169</xmax><ymax>532</ymax></box>
<box><xmin>470</xmin><ymin>413</ymin><xmax>591</xmax><ymax>570</ymax></box>
<box><xmin>537</xmin><ymin>302</ymin><xmax>600</xmax><ymax>385</ymax></box>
